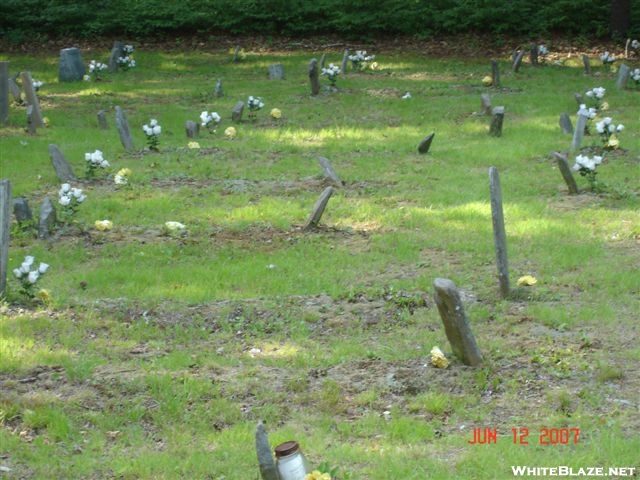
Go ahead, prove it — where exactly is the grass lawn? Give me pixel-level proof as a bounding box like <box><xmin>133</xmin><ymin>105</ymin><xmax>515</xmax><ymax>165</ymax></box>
<box><xmin>1</xmin><ymin>40</ymin><xmax>639</xmax><ymax>479</ymax></box>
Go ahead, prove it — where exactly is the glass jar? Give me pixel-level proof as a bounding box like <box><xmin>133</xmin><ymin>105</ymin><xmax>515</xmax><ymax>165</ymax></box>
<box><xmin>274</xmin><ymin>440</ymin><xmax>310</xmax><ymax>480</ymax></box>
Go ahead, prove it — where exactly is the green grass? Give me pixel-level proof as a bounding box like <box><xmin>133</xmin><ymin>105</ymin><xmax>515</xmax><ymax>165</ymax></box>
<box><xmin>1</xmin><ymin>43</ymin><xmax>639</xmax><ymax>479</ymax></box>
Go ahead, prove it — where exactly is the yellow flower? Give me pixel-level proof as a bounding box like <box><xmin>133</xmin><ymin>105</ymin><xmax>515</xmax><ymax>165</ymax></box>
<box><xmin>42</xmin><ymin>117</ymin><xmax>50</xmax><ymax>127</ymax></box>
<box><xmin>270</xmin><ymin>108</ymin><xmax>282</xmax><ymax>119</ymax></box>
<box><xmin>187</xmin><ymin>141</ymin><xmax>200</xmax><ymax>149</ymax></box>
<box><xmin>517</xmin><ymin>275</ymin><xmax>537</xmax><ymax>286</ymax></box>
<box><xmin>224</xmin><ymin>126</ymin><xmax>237</xmax><ymax>139</ymax></box>
<box><xmin>305</xmin><ymin>471</ymin><xmax>331</xmax><ymax>480</ymax></box>
<box><xmin>482</xmin><ymin>75</ymin><xmax>493</xmax><ymax>86</ymax></box>
<box><xmin>165</xmin><ymin>221</ymin><xmax>186</xmax><ymax>231</ymax></box>
<box><xmin>94</xmin><ymin>219</ymin><xmax>113</xmax><ymax>231</ymax></box>
<box><xmin>37</xmin><ymin>289</ymin><xmax>51</xmax><ymax>304</ymax></box>
<box><xmin>430</xmin><ymin>346</ymin><xmax>449</xmax><ymax>368</ymax></box>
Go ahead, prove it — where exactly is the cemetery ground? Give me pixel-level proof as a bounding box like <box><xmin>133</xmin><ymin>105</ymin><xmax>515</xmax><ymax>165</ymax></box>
<box><xmin>0</xmin><ymin>39</ymin><xmax>639</xmax><ymax>479</ymax></box>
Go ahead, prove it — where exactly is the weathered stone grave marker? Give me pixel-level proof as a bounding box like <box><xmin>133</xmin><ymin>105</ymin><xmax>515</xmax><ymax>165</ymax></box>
<box><xmin>559</xmin><ymin>112</ymin><xmax>573</xmax><ymax>134</ymax></box>
<box><xmin>0</xmin><ymin>62</ymin><xmax>8</xmax><ymax>125</ymax></box>
<box><xmin>108</xmin><ymin>41</ymin><xmax>124</xmax><ymax>72</ymax></box>
<box><xmin>341</xmin><ymin>49</ymin><xmax>349</xmax><ymax>74</ymax></box>
<box><xmin>0</xmin><ymin>179</ymin><xmax>10</xmax><ymax>297</ymax></box>
<box><xmin>489</xmin><ymin>107</ymin><xmax>505</xmax><ymax>137</ymax></box>
<box><xmin>21</xmin><ymin>71</ymin><xmax>44</xmax><ymax>128</ymax></box>
<box><xmin>304</xmin><ymin>187</ymin><xmax>334</xmax><ymax>230</ymax></box>
<box><xmin>59</xmin><ymin>47</ymin><xmax>86</xmax><ymax>82</ymax></box>
<box><xmin>319</xmin><ymin>53</ymin><xmax>326</xmax><ymax>69</ymax></box>
<box><xmin>185</xmin><ymin>120</ymin><xmax>199</xmax><ymax>138</ymax></box>
<box><xmin>418</xmin><ymin>132</ymin><xmax>435</xmax><ymax>154</ymax></box>
<box><xmin>97</xmin><ymin>110</ymin><xmax>108</xmax><ymax>129</ymax></box>
<box><xmin>214</xmin><ymin>79</ymin><xmax>224</xmax><ymax>98</ymax></box>
<box><xmin>26</xmin><ymin>106</ymin><xmax>37</xmax><ymax>135</ymax></box>
<box><xmin>552</xmin><ymin>152</ymin><xmax>579</xmax><ymax>195</ymax></box>
<box><xmin>255</xmin><ymin>421</ymin><xmax>278</xmax><ymax>480</ymax></box>
<box><xmin>616</xmin><ymin>63</ymin><xmax>630</xmax><ymax>89</ymax></box>
<box><xmin>13</xmin><ymin>197</ymin><xmax>32</xmax><ymax>225</ymax></box>
<box><xmin>49</xmin><ymin>144</ymin><xmax>77</xmax><ymax>182</ymax></box>
<box><xmin>232</xmin><ymin>45</ymin><xmax>242</xmax><ymax>62</ymax></box>
<box><xmin>8</xmin><ymin>75</ymin><xmax>22</xmax><ymax>104</ymax></box>
<box><xmin>571</xmin><ymin>111</ymin><xmax>588</xmax><ymax>152</ymax></box>
<box><xmin>115</xmin><ymin>106</ymin><xmax>134</xmax><ymax>151</ymax></box>
<box><xmin>433</xmin><ymin>278</ymin><xmax>483</xmax><ymax>366</ymax></box>
<box><xmin>231</xmin><ymin>101</ymin><xmax>245</xmax><ymax>122</ymax></box>
<box><xmin>268</xmin><ymin>64</ymin><xmax>284</xmax><ymax>80</ymax></box>
<box><xmin>38</xmin><ymin>196</ymin><xmax>56</xmax><ymax>239</ymax></box>
<box><xmin>574</xmin><ymin>93</ymin><xmax>583</xmax><ymax>105</ymax></box>
<box><xmin>480</xmin><ymin>93</ymin><xmax>492</xmax><ymax>115</ymax></box>
<box><xmin>512</xmin><ymin>50</ymin><xmax>525</xmax><ymax>72</ymax></box>
<box><xmin>582</xmin><ymin>54</ymin><xmax>591</xmax><ymax>75</ymax></box>
<box><xmin>491</xmin><ymin>60</ymin><xmax>500</xmax><ymax>88</ymax></box>
<box><xmin>529</xmin><ymin>44</ymin><xmax>539</xmax><ymax>66</ymax></box>
<box><xmin>308</xmin><ymin>58</ymin><xmax>320</xmax><ymax>96</ymax></box>
<box><xmin>489</xmin><ymin>167</ymin><xmax>510</xmax><ymax>298</ymax></box>
<box><xmin>318</xmin><ymin>156</ymin><xmax>343</xmax><ymax>186</ymax></box>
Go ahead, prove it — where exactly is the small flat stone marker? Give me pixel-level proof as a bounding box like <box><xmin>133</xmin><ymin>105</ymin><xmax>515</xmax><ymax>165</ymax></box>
<box><xmin>318</xmin><ymin>156</ymin><xmax>343</xmax><ymax>186</ymax></box>
<box><xmin>616</xmin><ymin>63</ymin><xmax>630</xmax><ymax>89</ymax></box>
<box><xmin>552</xmin><ymin>151</ymin><xmax>579</xmax><ymax>195</ymax></box>
<box><xmin>433</xmin><ymin>278</ymin><xmax>483</xmax><ymax>366</ymax></box>
<box><xmin>49</xmin><ymin>144</ymin><xmax>76</xmax><ymax>182</ymax></box>
<box><xmin>489</xmin><ymin>106</ymin><xmax>504</xmax><ymax>137</ymax></box>
<box><xmin>304</xmin><ymin>186</ymin><xmax>334</xmax><ymax>230</ymax></box>
<box><xmin>489</xmin><ymin>166</ymin><xmax>510</xmax><ymax>298</ymax></box>
<box><xmin>418</xmin><ymin>132</ymin><xmax>435</xmax><ymax>154</ymax></box>
<box><xmin>0</xmin><ymin>179</ymin><xmax>10</xmax><ymax>297</ymax></box>
<box><xmin>185</xmin><ymin>120</ymin><xmax>199</xmax><ymax>138</ymax></box>
<box><xmin>115</xmin><ymin>106</ymin><xmax>134</xmax><ymax>150</ymax></box>
<box><xmin>38</xmin><ymin>196</ymin><xmax>56</xmax><ymax>239</ymax></box>
<box><xmin>59</xmin><ymin>47</ymin><xmax>86</xmax><ymax>82</ymax></box>
<box><xmin>13</xmin><ymin>197</ymin><xmax>32</xmax><ymax>224</ymax></box>
<box><xmin>308</xmin><ymin>58</ymin><xmax>320</xmax><ymax>96</ymax></box>
<box><xmin>268</xmin><ymin>63</ymin><xmax>284</xmax><ymax>80</ymax></box>
<box><xmin>97</xmin><ymin>110</ymin><xmax>108</xmax><ymax>129</ymax></box>
<box><xmin>231</xmin><ymin>101</ymin><xmax>245</xmax><ymax>122</ymax></box>
<box><xmin>582</xmin><ymin>54</ymin><xmax>591</xmax><ymax>75</ymax></box>
<box><xmin>214</xmin><ymin>79</ymin><xmax>224</xmax><ymax>98</ymax></box>
<box><xmin>559</xmin><ymin>112</ymin><xmax>573</xmax><ymax>134</ymax></box>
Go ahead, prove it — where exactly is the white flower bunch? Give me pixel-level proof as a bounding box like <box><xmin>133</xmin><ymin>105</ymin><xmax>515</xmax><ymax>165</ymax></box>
<box><xmin>630</xmin><ymin>68</ymin><xmax>640</xmax><ymax>84</ymax></box>
<box><xmin>348</xmin><ymin>50</ymin><xmax>375</xmax><ymax>71</ymax></box>
<box><xmin>585</xmin><ymin>86</ymin><xmax>606</xmax><ymax>100</ymax></box>
<box><xmin>123</xmin><ymin>44</ymin><xmax>134</xmax><ymax>55</ymax></box>
<box><xmin>600</xmin><ymin>51</ymin><xmax>615</xmax><ymax>64</ymax></box>
<box><xmin>632</xmin><ymin>39</ymin><xmax>640</xmax><ymax>50</ymax></box>
<box><xmin>143</xmin><ymin>119</ymin><xmax>161</xmax><ymax>149</ymax></box>
<box><xmin>537</xmin><ymin>44</ymin><xmax>549</xmax><ymax>56</ymax></box>
<box><xmin>595</xmin><ymin>117</ymin><xmax>624</xmax><ymax>135</ymax></box>
<box><xmin>577</xmin><ymin>104</ymin><xmax>597</xmax><ymax>119</ymax></box>
<box><xmin>32</xmin><ymin>79</ymin><xmax>44</xmax><ymax>91</ymax></box>
<box><xmin>118</xmin><ymin>55</ymin><xmax>136</xmax><ymax>70</ymax></box>
<box><xmin>200</xmin><ymin>110</ymin><xmax>221</xmax><ymax>130</ymax></box>
<box><xmin>58</xmin><ymin>183</ymin><xmax>86</xmax><ymax>206</ymax></box>
<box><xmin>89</xmin><ymin>60</ymin><xmax>107</xmax><ymax>73</ymax></box>
<box><xmin>321</xmin><ymin>63</ymin><xmax>341</xmax><ymax>86</ymax></box>
<box><xmin>13</xmin><ymin>255</ymin><xmax>49</xmax><ymax>298</ymax></box>
<box><xmin>247</xmin><ymin>96</ymin><xmax>265</xmax><ymax>111</ymax></box>
<box><xmin>573</xmin><ymin>154</ymin><xmax>602</xmax><ymax>172</ymax></box>
<box><xmin>85</xmin><ymin>149</ymin><xmax>109</xmax><ymax>177</ymax></box>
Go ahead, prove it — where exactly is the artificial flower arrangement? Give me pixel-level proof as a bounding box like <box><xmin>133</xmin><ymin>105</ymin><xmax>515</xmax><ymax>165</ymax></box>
<box><xmin>321</xmin><ymin>63</ymin><xmax>341</xmax><ymax>88</ymax></box>
<box><xmin>142</xmin><ymin>119</ymin><xmax>161</xmax><ymax>150</ymax></box>
<box><xmin>85</xmin><ymin>149</ymin><xmax>110</xmax><ymax>178</ymax></box>
<box><xmin>200</xmin><ymin>111</ymin><xmax>221</xmax><ymax>133</ymax></box>
<box><xmin>247</xmin><ymin>96</ymin><xmax>265</xmax><ymax>120</ymax></box>
<box><xmin>13</xmin><ymin>255</ymin><xmax>49</xmax><ymax>299</ymax></box>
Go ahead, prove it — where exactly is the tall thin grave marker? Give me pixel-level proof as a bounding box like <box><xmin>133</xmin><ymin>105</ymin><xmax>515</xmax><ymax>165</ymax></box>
<box><xmin>489</xmin><ymin>167</ymin><xmax>510</xmax><ymax>298</ymax></box>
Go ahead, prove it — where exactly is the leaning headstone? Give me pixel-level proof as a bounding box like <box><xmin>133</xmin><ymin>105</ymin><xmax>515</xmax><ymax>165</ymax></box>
<box><xmin>231</xmin><ymin>101</ymin><xmax>245</xmax><ymax>122</ymax></box>
<box><xmin>21</xmin><ymin>71</ymin><xmax>44</xmax><ymax>128</ymax></box>
<box><xmin>491</xmin><ymin>60</ymin><xmax>500</xmax><ymax>88</ymax></box>
<box><xmin>529</xmin><ymin>44</ymin><xmax>539</xmax><ymax>66</ymax></box>
<box><xmin>582</xmin><ymin>54</ymin><xmax>591</xmax><ymax>75</ymax></box>
<box><xmin>559</xmin><ymin>112</ymin><xmax>573</xmax><ymax>134</ymax></box>
<box><xmin>0</xmin><ymin>179</ymin><xmax>10</xmax><ymax>297</ymax></box>
<box><xmin>13</xmin><ymin>197</ymin><xmax>32</xmax><ymax>224</ymax></box>
<box><xmin>214</xmin><ymin>79</ymin><xmax>224</xmax><ymax>98</ymax></box>
<box><xmin>571</xmin><ymin>112</ymin><xmax>588</xmax><ymax>152</ymax></box>
<box><xmin>48</xmin><ymin>144</ymin><xmax>76</xmax><ymax>182</ymax></box>
<box><xmin>480</xmin><ymin>93</ymin><xmax>492</xmax><ymax>115</ymax></box>
<box><xmin>433</xmin><ymin>278</ymin><xmax>483</xmax><ymax>367</ymax></box>
<box><xmin>0</xmin><ymin>62</ymin><xmax>8</xmax><ymax>125</ymax></box>
<box><xmin>341</xmin><ymin>49</ymin><xmax>349</xmax><ymax>74</ymax></box>
<box><xmin>97</xmin><ymin>110</ymin><xmax>108</xmax><ymax>129</ymax></box>
<box><xmin>9</xmin><ymin>75</ymin><xmax>22</xmax><ymax>104</ymax></box>
<box><xmin>232</xmin><ymin>45</ymin><xmax>242</xmax><ymax>62</ymax></box>
<box><xmin>58</xmin><ymin>47</ymin><xmax>86</xmax><ymax>82</ymax></box>
<box><xmin>255</xmin><ymin>421</ymin><xmax>278</xmax><ymax>480</ymax></box>
<box><xmin>308</xmin><ymin>58</ymin><xmax>320</xmax><ymax>96</ymax></box>
<box><xmin>489</xmin><ymin>167</ymin><xmax>510</xmax><ymax>298</ymax></box>
<box><xmin>319</xmin><ymin>53</ymin><xmax>326</xmax><ymax>69</ymax></box>
<box><xmin>552</xmin><ymin>152</ymin><xmax>579</xmax><ymax>195</ymax></box>
<box><xmin>26</xmin><ymin>106</ymin><xmax>37</xmax><ymax>135</ymax></box>
<box><xmin>318</xmin><ymin>157</ymin><xmax>343</xmax><ymax>186</ymax></box>
<box><xmin>268</xmin><ymin>63</ymin><xmax>284</xmax><ymax>80</ymax></box>
<box><xmin>108</xmin><ymin>41</ymin><xmax>124</xmax><ymax>72</ymax></box>
<box><xmin>489</xmin><ymin>106</ymin><xmax>505</xmax><ymax>137</ymax></box>
<box><xmin>38</xmin><ymin>196</ymin><xmax>56</xmax><ymax>239</ymax></box>
<box><xmin>115</xmin><ymin>106</ymin><xmax>134</xmax><ymax>151</ymax></box>
<box><xmin>304</xmin><ymin>186</ymin><xmax>334</xmax><ymax>230</ymax></box>
<box><xmin>185</xmin><ymin>120</ymin><xmax>199</xmax><ymax>138</ymax></box>
<box><xmin>616</xmin><ymin>63</ymin><xmax>630</xmax><ymax>89</ymax></box>
<box><xmin>417</xmin><ymin>132</ymin><xmax>435</xmax><ymax>154</ymax></box>
<box><xmin>512</xmin><ymin>50</ymin><xmax>525</xmax><ymax>72</ymax></box>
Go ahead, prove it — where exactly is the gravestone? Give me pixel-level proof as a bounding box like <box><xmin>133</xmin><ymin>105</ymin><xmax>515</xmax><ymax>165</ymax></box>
<box><xmin>512</xmin><ymin>50</ymin><xmax>525</xmax><ymax>72</ymax></box>
<box><xmin>319</xmin><ymin>53</ymin><xmax>326</xmax><ymax>69</ymax></box>
<box><xmin>231</xmin><ymin>101</ymin><xmax>245</xmax><ymax>122</ymax></box>
<box><xmin>480</xmin><ymin>93</ymin><xmax>492</xmax><ymax>115</ymax></box>
<box><xmin>13</xmin><ymin>197</ymin><xmax>32</xmax><ymax>224</ymax></box>
<box><xmin>185</xmin><ymin>120</ymin><xmax>199</xmax><ymax>138</ymax></box>
<box><xmin>214</xmin><ymin>79</ymin><xmax>224</xmax><ymax>98</ymax></box>
<box><xmin>21</xmin><ymin>71</ymin><xmax>44</xmax><ymax>128</ymax></box>
<box><xmin>491</xmin><ymin>60</ymin><xmax>500</xmax><ymax>88</ymax></box>
<box><xmin>304</xmin><ymin>186</ymin><xmax>333</xmax><ymax>230</ymax></box>
<box><xmin>582</xmin><ymin>54</ymin><xmax>591</xmax><ymax>75</ymax></box>
<box><xmin>489</xmin><ymin>107</ymin><xmax>505</xmax><ymax>137</ymax></box>
<box><xmin>552</xmin><ymin>152</ymin><xmax>579</xmax><ymax>195</ymax></box>
<box><xmin>571</xmin><ymin>112</ymin><xmax>588</xmax><ymax>152</ymax></box>
<box><xmin>341</xmin><ymin>49</ymin><xmax>349</xmax><ymax>74</ymax></box>
<box><xmin>255</xmin><ymin>421</ymin><xmax>278</xmax><ymax>480</ymax></box>
<box><xmin>232</xmin><ymin>45</ymin><xmax>242</xmax><ymax>62</ymax></box>
<box><xmin>59</xmin><ymin>47</ymin><xmax>86</xmax><ymax>82</ymax></box>
<box><xmin>108</xmin><ymin>41</ymin><xmax>124</xmax><ymax>72</ymax></box>
<box><xmin>26</xmin><ymin>106</ymin><xmax>37</xmax><ymax>135</ymax></box>
<box><xmin>0</xmin><ymin>62</ymin><xmax>8</xmax><ymax>125</ymax></box>
<box><xmin>97</xmin><ymin>110</ymin><xmax>108</xmax><ymax>129</ymax></box>
<box><xmin>433</xmin><ymin>278</ymin><xmax>483</xmax><ymax>367</ymax></box>
<box><xmin>318</xmin><ymin>156</ymin><xmax>343</xmax><ymax>186</ymax></box>
<box><xmin>559</xmin><ymin>112</ymin><xmax>573</xmax><ymax>134</ymax></box>
<box><xmin>417</xmin><ymin>132</ymin><xmax>435</xmax><ymax>154</ymax></box>
<box><xmin>115</xmin><ymin>106</ymin><xmax>134</xmax><ymax>150</ymax></box>
<box><xmin>529</xmin><ymin>44</ymin><xmax>539</xmax><ymax>66</ymax></box>
<box><xmin>489</xmin><ymin>167</ymin><xmax>510</xmax><ymax>298</ymax></box>
<box><xmin>0</xmin><ymin>180</ymin><xmax>10</xmax><ymax>297</ymax></box>
<box><xmin>38</xmin><ymin>196</ymin><xmax>56</xmax><ymax>239</ymax></box>
<box><xmin>308</xmin><ymin>58</ymin><xmax>320</xmax><ymax>96</ymax></box>
<box><xmin>9</xmin><ymin>75</ymin><xmax>22</xmax><ymax>104</ymax></box>
<box><xmin>268</xmin><ymin>64</ymin><xmax>284</xmax><ymax>80</ymax></box>
<box><xmin>616</xmin><ymin>63</ymin><xmax>630</xmax><ymax>89</ymax></box>
<box><xmin>49</xmin><ymin>144</ymin><xmax>76</xmax><ymax>182</ymax></box>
